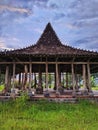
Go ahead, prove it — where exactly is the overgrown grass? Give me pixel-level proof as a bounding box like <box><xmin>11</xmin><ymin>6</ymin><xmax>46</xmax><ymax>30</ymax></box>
<box><xmin>0</xmin><ymin>84</ymin><xmax>4</xmax><ymax>92</ymax></box>
<box><xmin>0</xmin><ymin>97</ymin><xmax>98</xmax><ymax>130</ymax></box>
<box><xmin>92</xmin><ymin>86</ymin><xmax>98</xmax><ymax>90</ymax></box>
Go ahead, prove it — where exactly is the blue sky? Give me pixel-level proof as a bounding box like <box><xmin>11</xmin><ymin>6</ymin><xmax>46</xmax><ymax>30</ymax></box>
<box><xmin>0</xmin><ymin>0</ymin><xmax>98</xmax><ymax>51</ymax></box>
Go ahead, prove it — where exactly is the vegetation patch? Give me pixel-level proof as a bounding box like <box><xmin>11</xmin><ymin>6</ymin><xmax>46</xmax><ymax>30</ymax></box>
<box><xmin>0</xmin><ymin>84</ymin><xmax>4</xmax><ymax>92</ymax></box>
<box><xmin>0</xmin><ymin>97</ymin><xmax>98</xmax><ymax>130</ymax></box>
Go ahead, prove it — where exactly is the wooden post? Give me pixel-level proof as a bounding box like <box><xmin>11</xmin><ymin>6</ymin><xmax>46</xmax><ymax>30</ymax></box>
<box><xmin>12</xmin><ymin>63</ymin><xmax>15</xmax><ymax>88</ymax></box>
<box><xmin>5</xmin><ymin>65</ymin><xmax>9</xmax><ymax>89</ymax></box>
<box><xmin>29</xmin><ymin>63</ymin><xmax>32</xmax><ymax>88</ymax></box>
<box><xmin>71</xmin><ymin>63</ymin><xmax>76</xmax><ymax>93</ymax></box>
<box><xmin>34</xmin><ymin>73</ymin><xmax>37</xmax><ymax>88</ymax></box>
<box><xmin>58</xmin><ymin>65</ymin><xmax>61</xmax><ymax>86</ymax></box>
<box><xmin>22</xmin><ymin>73</ymin><xmax>24</xmax><ymax>90</ymax></box>
<box><xmin>66</xmin><ymin>72</ymin><xmax>68</xmax><ymax>89</ymax></box>
<box><xmin>78</xmin><ymin>74</ymin><xmax>81</xmax><ymax>87</ymax></box>
<box><xmin>24</xmin><ymin>65</ymin><xmax>28</xmax><ymax>89</ymax></box>
<box><xmin>0</xmin><ymin>67</ymin><xmax>1</xmax><ymax>85</ymax></box>
<box><xmin>56</xmin><ymin>62</ymin><xmax>59</xmax><ymax>91</ymax></box>
<box><xmin>8</xmin><ymin>73</ymin><xmax>11</xmax><ymax>89</ymax></box>
<box><xmin>54</xmin><ymin>72</ymin><xmax>56</xmax><ymax>90</ymax></box>
<box><xmin>87</xmin><ymin>63</ymin><xmax>91</xmax><ymax>91</ymax></box>
<box><xmin>82</xmin><ymin>64</ymin><xmax>87</xmax><ymax>90</ymax></box>
<box><xmin>63</xmin><ymin>72</ymin><xmax>65</xmax><ymax>87</ymax></box>
<box><xmin>18</xmin><ymin>73</ymin><xmax>21</xmax><ymax>85</ymax></box>
<box><xmin>46</xmin><ymin>62</ymin><xmax>48</xmax><ymax>90</ymax></box>
<box><xmin>39</xmin><ymin>65</ymin><xmax>42</xmax><ymax>87</ymax></box>
<box><xmin>0</xmin><ymin>67</ymin><xmax>1</xmax><ymax>77</ymax></box>
<box><xmin>75</xmin><ymin>74</ymin><xmax>79</xmax><ymax>91</ymax></box>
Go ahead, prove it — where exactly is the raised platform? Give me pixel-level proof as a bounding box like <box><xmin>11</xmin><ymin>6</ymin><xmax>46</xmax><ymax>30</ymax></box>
<box><xmin>0</xmin><ymin>90</ymin><xmax>98</xmax><ymax>102</ymax></box>
<box><xmin>0</xmin><ymin>94</ymin><xmax>98</xmax><ymax>103</ymax></box>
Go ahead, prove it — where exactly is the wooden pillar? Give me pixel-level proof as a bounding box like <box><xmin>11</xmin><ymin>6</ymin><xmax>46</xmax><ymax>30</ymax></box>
<box><xmin>58</xmin><ymin>65</ymin><xmax>61</xmax><ymax>86</ymax></box>
<box><xmin>34</xmin><ymin>73</ymin><xmax>37</xmax><ymax>88</ymax></box>
<box><xmin>24</xmin><ymin>65</ymin><xmax>28</xmax><ymax>89</ymax></box>
<box><xmin>12</xmin><ymin>63</ymin><xmax>15</xmax><ymax>88</ymax></box>
<box><xmin>46</xmin><ymin>62</ymin><xmax>48</xmax><ymax>90</ymax></box>
<box><xmin>56</xmin><ymin>62</ymin><xmax>59</xmax><ymax>91</ymax></box>
<box><xmin>78</xmin><ymin>74</ymin><xmax>81</xmax><ymax>87</ymax></box>
<box><xmin>39</xmin><ymin>65</ymin><xmax>42</xmax><ymax>87</ymax></box>
<box><xmin>0</xmin><ymin>67</ymin><xmax>1</xmax><ymax>77</ymax></box>
<box><xmin>66</xmin><ymin>72</ymin><xmax>68</xmax><ymax>89</ymax></box>
<box><xmin>87</xmin><ymin>63</ymin><xmax>91</xmax><ymax>91</ymax></box>
<box><xmin>21</xmin><ymin>73</ymin><xmax>24</xmax><ymax>90</ymax></box>
<box><xmin>75</xmin><ymin>74</ymin><xmax>79</xmax><ymax>91</ymax></box>
<box><xmin>5</xmin><ymin>65</ymin><xmax>9</xmax><ymax>89</ymax></box>
<box><xmin>63</xmin><ymin>72</ymin><xmax>65</xmax><ymax>87</ymax></box>
<box><xmin>8</xmin><ymin>73</ymin><xmax>11</xmax><ymax>89</ymax></box>
<box><xmin>18</xmin><ymin>73</ymin><xmax>21</xmax><ymax>85</ymax></box>
<box><xmin>0</xmin><ymin>67</ymin><xmax>1</xmax><ymax>84</ymax></box>
<box><xmin>71</xmin><ymin>63</ymin><xmax>76</xmax><ymax>92</ymax></box>
<box><xmin>54</xmin><ymin>72</ymin><xmax>56</xmax><ymax>90</ymax></box>
<box><xmin>39</xmin><ymin>72</ymin><xmax>42</xmax><ymax>86</ymax></box>
<box><xmin>29</xmin><ymin>63</ymin><xmax>32</xmax><ymax>88</ymax></box>
<box><xmin>82</xmin><ymin>64</ymin><xmax>87</xmax><ymax>90</ymax></box>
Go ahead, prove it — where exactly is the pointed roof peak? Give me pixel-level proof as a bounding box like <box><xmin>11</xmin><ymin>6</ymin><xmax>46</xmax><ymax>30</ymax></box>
<box><xmin>36</xmin><ymin>23</ymin><xmax>62</xmax><ymax>46</ymax></box>
<box><xmin>46</xmin><ymin>22</ymin><xmax>52</xmax><ymax>28</ymax></box>
<box><xmin>47</xmin><ymin>22</ymin><xmax>51</xmax><ymax>25</ymax></box>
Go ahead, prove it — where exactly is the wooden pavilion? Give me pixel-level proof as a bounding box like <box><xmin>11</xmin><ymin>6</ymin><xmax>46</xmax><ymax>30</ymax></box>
<box><xmin>0</xmin><ymin>23</ymin><xmax>98</xmax><ymax>96</ymax></box>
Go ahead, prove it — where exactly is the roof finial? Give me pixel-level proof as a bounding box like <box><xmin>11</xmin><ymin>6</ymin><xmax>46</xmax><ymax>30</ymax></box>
<box><xmin>46</xmin><ymin>22</ymin><xmax>52</xmax><ymax>28</ymax></box>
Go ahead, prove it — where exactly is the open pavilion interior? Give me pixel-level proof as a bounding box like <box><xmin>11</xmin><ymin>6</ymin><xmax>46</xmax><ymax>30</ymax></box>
<box><xmin>0</xmin><ymin>23</ymin><xmax>98</xmax><ymax>97</ymax></box>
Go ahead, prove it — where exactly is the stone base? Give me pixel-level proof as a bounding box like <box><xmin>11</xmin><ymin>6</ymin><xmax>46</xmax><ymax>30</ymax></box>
<box><xmin>44</xmin><ymin>90</ymin><xmax>50</xmax><ymax>97</ymax></box>
<box><xmin>72</xmin><ymin>91</ymin><xmax>76</xmax><ymax>97</ymax></box>
<box><xmin>58</xmin><ymin>87</ymin><xmax>64</xmax><ymax>94</ymax></box>
<box><xmin>81</xmin><ymin>88</ymin><xmax>88</xmax><ymax>95</ymax></box>
<box><xmin>88</xmin><ymin>90</ymin><xmax>94</xmax><ymax>97</ymax></box>
<box><xmin>76</xmin><ymin>91</ymin><xmax>82</xmax><ymax>95</ymax></box>
<box><xmin>48</xmin><ymin>98</ymin><xmax>77</xmax><ymax>103</ymax></box>
<box><xmin>10</xmin><ymin>93</ymin><xmax>16</xmax><ymax>99</ymax></box>
<box><xmin>55</xmin><ymin>91</ymin><xmax>60</xmax><ymax>97</ymax></box>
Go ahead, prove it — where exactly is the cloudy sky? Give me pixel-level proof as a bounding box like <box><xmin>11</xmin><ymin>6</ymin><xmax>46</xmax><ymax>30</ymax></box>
<box><xmin>0</xmin><ymin>0</ymin><xmax>98</xmax><ymax>51</ymax></box>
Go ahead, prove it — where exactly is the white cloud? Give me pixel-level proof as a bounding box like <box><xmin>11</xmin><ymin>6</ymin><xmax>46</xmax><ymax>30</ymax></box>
<box><xmin>0</xmin><ymin>37</ymin><xmax>12</xmax><ymax>50</ymax></box>
<box><xmin>0</xmin><ymin>37</ymin><xmax>21</xmax><ymax>49</ymax></box>
<box><xmin>34</xmin><ymin>28</ymin><xmax>42</xmax><ymax>34</ymax></box>
<box><xmin>0</xmin><ymin>5</ymin><xmax>31</xmax><ymax>14</ymax></box>
<box><xmin>0</xmin><ymin>38</ymin><xmax>6</xmax><ymax>48</ymax></box>
<box><xmin>66</xmin><ymin>23</ymin><xmax>78</xmax><ymax>30</ymax></box>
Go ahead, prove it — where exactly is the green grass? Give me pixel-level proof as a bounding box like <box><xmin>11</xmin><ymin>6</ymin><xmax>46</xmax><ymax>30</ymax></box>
<box><xmin>0</xmin><ymin>84</ymin><xmax>5</xmax><ymax>92</ymax></box>
<box><xmin>92</xmin><ymin>86</ymin><xmax>98</xmax><ymax>90</ymax></box>
<box><xmin>0</xmin><ymin>97</ymin><xmax>98</xmax><ymax>130</ymax></box>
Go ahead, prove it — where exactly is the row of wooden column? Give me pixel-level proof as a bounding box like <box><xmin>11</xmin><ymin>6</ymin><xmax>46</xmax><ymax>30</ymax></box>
<box><xmin>55</xmin><ymin>63</ymin><xmax>92</xmax><ymax>92</ymax></box>
<box><xmin>3</xmin><ymin>62</ymin><xmax>92</xmax><ymax>93</ymax></box>
<box><xmin>48</xmin><ymin>63</ymin><xmax>91</xmax><ymax>92</ymax></box>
